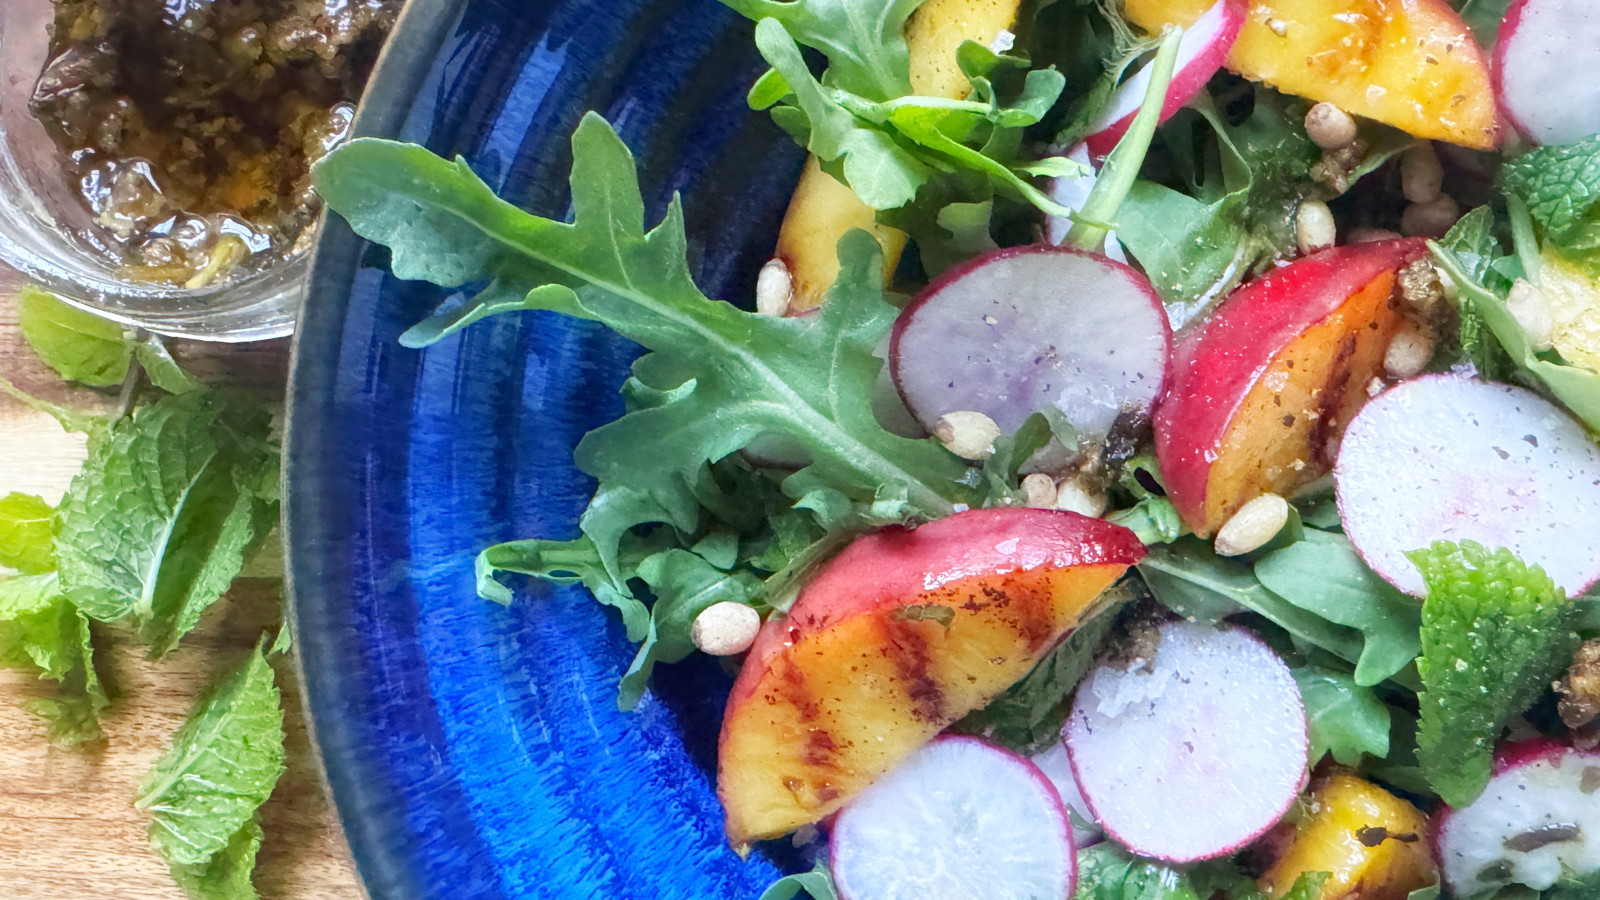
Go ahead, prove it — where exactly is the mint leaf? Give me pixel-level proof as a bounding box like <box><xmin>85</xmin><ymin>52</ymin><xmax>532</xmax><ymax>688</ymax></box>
<box><xmin>1074</xmin><ymin>843</ymin><xmax>1202</xmax><ymax>900</ymax></box>
<box><xmin>1501</xmin><ymin>137</ymin><xmax>1600</xmax><ymax>252</ymax></box>
<box><xmin>18</xmin><ymin>285</ymin><xmax>133</xmax><ymax>387</ymax></box>
<box><xmin>18</xmin><ymin>286</ymin><xmax>198</xmax><ymax>394</ymax></box>
<box><xmin>168</xmin><ymin>820</ymin><xmax>264</xmax><ymax>900</ymax></box>
<box><xmin>137</xmin><ymin>642</ymin><xmax>285</xmax><ymax>868</ymax></box>
<box><xmin>1293</xmin><ymin>666</ymin><xmax>1391</xmax><ymax>766</ymax></box>
<box><xmin>759</xmin><ymin>861</ymin><xmax>839</xmax><ymax>900</ymax></box>
<box><xmin>1411</xmin><ymin>540</ymin><xmax>1579</xmax><ymax>807</ymax></box>
<box><xmin>0</xmin><ymin>492</ymin><xmax>56</xmax><ymax>574</ymax></box>
<box><xmin>0</xmin><ymin>573</ymin><xmax>107</xmax><ymax>746</ymax></box>
<box><xmin>54</xmin><ymin>390</ymin><xmax>280</xmax><ymax>655</ymax></box>
<box><xmin>1254</xmin><ymin>533</ymin><xmax>1421</xmax><ymax>686</ymax></box>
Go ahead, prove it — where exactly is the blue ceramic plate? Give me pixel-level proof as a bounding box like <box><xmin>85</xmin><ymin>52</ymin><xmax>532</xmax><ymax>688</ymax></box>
<box><xmin>284</xmin><ymin>0</ymin><xmax>806</xmax><ymax>896</ymax></box>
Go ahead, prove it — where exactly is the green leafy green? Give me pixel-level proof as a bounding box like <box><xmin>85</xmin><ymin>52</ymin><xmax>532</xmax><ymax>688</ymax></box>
<box><xmin>1254</xmin><ymin>534</ymin><xmax>1421</xmax><ymax>686</ymax></box>
<box><xmin>954</xmin><ymin>599</ymin><xmax>1121</xmax><ymax>752</ymax></box>
<box><xmin>314</xmin><ymin>116</ymin><xmax>982</xmax><ymax>705</ymax></box>
<box><xmin>54</xmin><ymin>390</ymin><xmax>280</xmax><ymax>655</ymax></box>
<box><xmin>619</xmin><ymin>548</ymin><xmax>763</xmax><ymax>705</ymax></box>
<box><xmin>136</xmin><ymin>642</ymin><xmax>285</xmax><ymax>869</ymax></box>
<box><xmin>1294</xmin><ymin>666</ymin><xmax>1391</xmax><ymax>766</ymax></box>
<box><xmin>0</xmin><ymin>492</ymin><xmax>56</xmax><ymax>574</ymax></box>
<box><xmin>1431</xmin><ymin>242</ymin><xmax>1600</xmax><ymax>431</ymax></box>
<box><xmin>17</xmin><ymin>286</ymin><xmax>197</xmax><ymax>394</ymax></box>
<box><xmin>719</xmin><ymin>0</ymin><xmax>922</xmax><ymax>100</ymax></box>
<box><xmin>0</xmin><ymin>573</ymin><xmax>107</xmax><ymax>745</ymax></box>
<box><xmin>759</xmin><ymin>861</ymin><xmax>839</xmax><ymax>900</ymax></box>
<box><xmin>167</xmin><ymin>820</ymin><xmax>265</xmax><ymax>900</ymax></box>
<box><xmin>1434</xmin><ymin>206</ymin><xmax>1511</xmax><ymax>377</ymax></box>
<box><xmin>1455</xmin><ymin>0</ymin><xmax>1515</xmax><ymax>45</ymax></box>
<box><xmin>1411</xmin><ymin>540</ymin><xmax>1580</xmax><ymax>807</ymax></box>
<box><xmin>1074</xmin><ymin>842</ymin><xmax>1327</xmax><ymax>900</ymax></box>
<box><xmin>1501</xmin><ymin>137</ymin><xmax>1600</xmax><ymax>255</ymax></box>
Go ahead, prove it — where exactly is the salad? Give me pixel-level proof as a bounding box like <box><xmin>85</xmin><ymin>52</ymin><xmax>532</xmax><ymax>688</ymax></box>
<box><xmin>309</xmin><ymin>0</ymin><xmax>1600</xmax><ymax>898</ymax></box>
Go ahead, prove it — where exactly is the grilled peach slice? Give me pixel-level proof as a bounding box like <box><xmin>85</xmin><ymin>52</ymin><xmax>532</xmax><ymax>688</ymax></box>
<box><xmin>717</xmin><ymin>507</ymin><xmax>1144</xmax><ymax>851</ymax></box>
<box><xmin>1260</xmin><ymin>773</ymin><xmax>1436</xmax><ymax>900</ymax></box>
<box><xmin>774</xmin><ymin>0</ymin><xmax>1022</xmax><ymax>312</ymax></box>
<box><xmin>1122</xmin><ymin>0</ymin><xmax>1498</xmax><ymax>149</ymax></box>
<box><xmin>1153</xmin><ymin>239</ymin><xmax>1427</xmax><ymax>537</ymax></box>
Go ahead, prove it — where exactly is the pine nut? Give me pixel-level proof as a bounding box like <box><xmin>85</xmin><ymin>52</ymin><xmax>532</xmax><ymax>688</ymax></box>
<box><xmin>933</xmin><ymin>410</ymin><xmax>1002</xmax><ymax>460</ymax></box>
<box><xmin>692</xmin><ymin>601</ymin><xmax>762</xmax><ymax>656</ymax></box>
<box><xmin>1400</xmin><ymin>143</ymin><xmax>1444</xmax><ymax>204</ymax></box>
<box><xmin>755</xmin><ymin>257</ymin><xmax>793</xmax><ymax>316</ymax></box>
<box><xmin>1304</xmin><ymin>103</ymin><xmax>1358</xmax><ymax>150</ymax></box>
<box><xmin>1213</xmin><ymin>493</ymin><xmax>1290</xmax><ymax>557</ymax></box>
<box><xmin>1296</xmin><ymin>200</ymin><xmax>1336</xmax><ymax>254</ymax></box>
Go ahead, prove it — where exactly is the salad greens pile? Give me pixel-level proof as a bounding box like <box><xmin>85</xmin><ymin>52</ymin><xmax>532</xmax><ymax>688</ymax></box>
<box><xmin>306</xmin><ymin>0</ymin><xmax>1600</xmax><ymax>897</ymax></box>
<box><xmin>0</xmin><ymin>290</ymin><xmax>288</xmax><ymax>900</ymax></box>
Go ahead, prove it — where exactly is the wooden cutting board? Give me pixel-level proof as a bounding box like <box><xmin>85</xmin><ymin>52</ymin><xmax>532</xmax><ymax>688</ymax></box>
<box><xmin>0</xmin><ymin>266</ymin><xmax>364</xmax><ymax>900</ymax></box>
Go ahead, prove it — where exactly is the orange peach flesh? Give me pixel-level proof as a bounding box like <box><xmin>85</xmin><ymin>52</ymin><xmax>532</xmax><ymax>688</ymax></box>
<box><xmin>1123</xmin><ymin>0</ymin><xmax>1498</xmax><ymax>149</ymax></box>
<box><xmin>718</xmin><ymin>563</ymin><xmax>1126</xmax><ymax>849</ymax></box>
<box><xmin>1199</xmin><ymin>269</ymin><xmax>1404</xmax><ymax>535</ymax></box>
<box><xmin>1260</xmin><ymin>773</ymin><xmax>1436</xmax><ymax>900</ymax></box>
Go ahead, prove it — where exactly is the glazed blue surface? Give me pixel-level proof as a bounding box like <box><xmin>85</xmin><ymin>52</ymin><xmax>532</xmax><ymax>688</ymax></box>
<box><xmin>285</xmin><ymin>0</ymin><xmax>805</xmax><ymax>896</ymax></box>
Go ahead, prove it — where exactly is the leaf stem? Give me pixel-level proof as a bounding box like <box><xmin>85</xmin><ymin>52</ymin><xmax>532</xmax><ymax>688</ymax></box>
<box><xmin>1065</xmin><ymin>25</ymin><xmax>1183</xmax><ymax>252</ymax></box>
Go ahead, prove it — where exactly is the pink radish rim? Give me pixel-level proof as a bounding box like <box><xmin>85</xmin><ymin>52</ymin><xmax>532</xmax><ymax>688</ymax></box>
<box><xmin>1063</xmin><ymin>621</ymin><xmax>1310</xmax><ymax>863</ymax></box>
<box><xmin>828</xmin><ymin>734</ymin><xmax>1079</xmax><ymax>900</ymax></box>
<box><xmin>887</xmin><ymin>243</ymin><xmax>1173</xmax><ymax>437</ymax></box>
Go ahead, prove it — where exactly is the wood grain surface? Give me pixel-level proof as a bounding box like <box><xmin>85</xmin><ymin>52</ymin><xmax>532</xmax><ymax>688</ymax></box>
<box><xmin>0</xmin><ymin>266</ymin><xmax>365</xmax><ymax>899</ymax></box>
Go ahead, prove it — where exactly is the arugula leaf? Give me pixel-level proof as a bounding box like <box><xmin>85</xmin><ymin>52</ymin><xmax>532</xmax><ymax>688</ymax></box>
<box><xmin>1139</xmin><ymin>538</ymin><xmax>1368</xmax><ymax>667</ymax></box>
<box><xmin>54</xmin><ymin>390</ymin><xmax>280</xmax><ymax>655</ymax></box>
<box><xmin>954</xmin><ymin>600</ymin><xmax>1120</xmax><ymax>753</ymax></box>
<box><xmin>1254</xmin><ymin>534</ymin><xmax>1421</xmax><ymax>686</ymax></box>
<box><xmin>18</xmin><ymin>286</ymin><xmax>198</xmax><ymax>394</ymax></box>
<box><xmin>136</xmin><ymin>642</ymin><xmax>285</xmax><ymax>868</ymax></box>
<box><xmin>1501</xmin><ymin>137</ymin><xmax>1600</xmax><ymax>254</ymax></box>
<box><xmin>719</xmin><ymin>0</ymin><xmax>923</xmax><ymax>100</ymax></box>
<box><xmin>1456</xmin><ymin>0</ymin><xmax>1515</xmax><ymax>44</ymax></box>
<box><xmin>618</xmin><ymin>549</ymin><xmax>763</xmax><ymax>707</ymax></box>
<box><xmin>168</xmin><ymin>820</ymin><xmax>264</xmax><ymax>900</ymax></box>
<box><xmin>0</xmin><ymin>492</ymin><xmax>56</xmax><ymax>574</ymax></box>
<box><xmin>314</xmin><ymin>115</ymin><xmax>972</xmax><ymax>587</ymax></box>
<box><xmin>759</xmin><ymin>861</ymin><xmax>839</xmax><ymax>900</ymax></box>
<box><xmin>1410</xmin><ymin>540</ymin><xmax>1579</xmax><ymax>807</ymax></box>
<box><xmin>0</xmin><ymin>573</ymin><xmax>106</xmax><ymax>746</ymax></box>
<box><xmin>1294</xmin><ymin>666</ymin><xmax>1391</xmax><ymax>766</ymax></box>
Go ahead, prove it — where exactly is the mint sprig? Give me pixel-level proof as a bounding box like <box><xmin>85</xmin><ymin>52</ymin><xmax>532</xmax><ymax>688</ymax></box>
<box><xmin>1411</xmin><ymin>540</ymin><xmax>1579</xmax><ymax>807</ymax></box>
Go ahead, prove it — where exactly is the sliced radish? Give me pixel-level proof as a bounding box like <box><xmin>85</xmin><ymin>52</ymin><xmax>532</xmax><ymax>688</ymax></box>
<box><xmin>1494</xmin><ymin>0</ymin><xmax>1600</xmax><ymax>146</ymax></box>
<box><xmin>1082</xmin><ymin>0</ymin><xmax>1246</xmax><ymax>160</ymax></box>
<box><xmin>1335</xmin><ymin>373</ymin><xmax>1600</xmax><ymax>597</ymax></box>
<box><xmin>1032</xmin><ymin>740</ymin><xmax>1103</xmax><ymax>848</ymax></box>
<box><xmin>830</xmin><ymin>735</ymin><xmax>1077</xmax><ymax>900</ymax></box>
<box><xmin>1043</xmin><ymin>144</ymin><xmax>1127</xmax><ymax>263</ymax></box>
<box><xmin>889</xmin><ymin>245</ymin><xmax>1172</xmax><ymax>442</ymax></box>
<box><xmin>1065</xmin><ymin>619</ymin><xmax>1307</xmax><ymax>863</ymax></box>
<box><xmin>1438</xmin><ymin>740</ymin><xmax>1600</xmax><ymax>896</ymax></box>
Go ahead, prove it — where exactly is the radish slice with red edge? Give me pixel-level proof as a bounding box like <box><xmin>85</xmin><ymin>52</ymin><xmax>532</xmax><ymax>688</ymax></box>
<box><xmin>1032</xmin><ymin>740</ymin><xmax>1103</xmax><ymax>848</ymax></box>
<box><xmin>1494</xmin><ymin>0</ymin><xmax>1600</xmax><ymax>146</ymax></box>
<box><xmin>830</xmin><ymin>735</ymin><xmax>1077</xmax><ymax>900</ymax></box>
<box><xmin>889</xmin><ymin>245</ymin><xmax>1172</xmax><ymax>441</ymax></box>
<box><xmin>1065</xmin><ymin>618</ymin><xmax>1307</xmax><ymax>863</ymax></box>
<box><xmin>1335</xmin><ymin>373</ymin><xmax>1600</xmax><ymax>597</ymax></box>
<box><xmin>1082</xmin><ymin>0</ymin><xmax>1246</xmax><ymax>159</ymax></box>
<box><xmin>1437</xmin><ymin>740</ymin><xmax>1600</xmax><ymax>896</ymax></box>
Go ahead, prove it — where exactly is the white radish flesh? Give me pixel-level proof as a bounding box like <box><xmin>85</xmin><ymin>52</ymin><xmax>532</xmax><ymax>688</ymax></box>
<box><xmin>889</xmin><ymin>245</ymin><xmax>1171</xmax><ymax>441</ymax></box>
<box><xmin>1494</xmin><ymin>0</ymin><xmax>1600</xmax><ymax>146</ymax></box>
<box><xmin>1065</xmin><ymin>619</ymin><xmax>1307</xmax><ymax>863</ymax></box>
<box><xmin>1032</xmin><ymin>740</ymin><xmax>1103</xmax><ymax>848</ymax></box>
<box><xmin>830</xmin><ymin>735</ymin><xmax>1076</xmax><ymax>900</ymax></box>
<box><xmin>1335</xmin><ymin>373</ymin><xmax>1600</xmax><ymax>597</ymax></box>
<box><xmin>1438</xmin><ymin>741</ymin><xmax>1600</xmax><ymax>897</ymax></box>
<box><xmin>1082</xmin><ymin>0</ymin><xmax>1246</xmax><ymax>159</ymax></box>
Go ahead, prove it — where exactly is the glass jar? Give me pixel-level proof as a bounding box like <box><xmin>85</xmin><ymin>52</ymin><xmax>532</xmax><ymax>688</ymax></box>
<box><xmin>0</xmin><ymin>0</ymin><xmax>305</xmax><ymax>342</ymax></box>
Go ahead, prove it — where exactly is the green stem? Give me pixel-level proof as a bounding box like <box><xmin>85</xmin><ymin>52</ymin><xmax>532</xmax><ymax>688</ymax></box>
<box><xmin>1065</xmin><ymin>26</ymin><xmax>1183</xmax><ymax>252</ymax></box>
